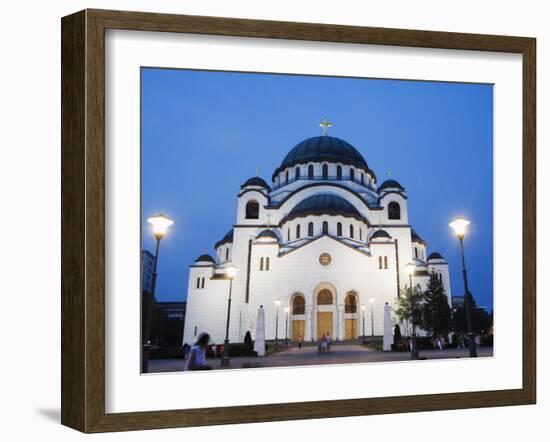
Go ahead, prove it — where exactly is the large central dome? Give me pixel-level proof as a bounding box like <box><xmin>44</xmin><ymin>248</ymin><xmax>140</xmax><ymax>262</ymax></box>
<box><xmin>274</xmin><ymin>136</ymin><xmax>370</xmax><ymax>176</ymax></box>
<box><xmin>282</xmin><ymin>194</ymin><xmax>366</xmax><ymax>222</ymax></box>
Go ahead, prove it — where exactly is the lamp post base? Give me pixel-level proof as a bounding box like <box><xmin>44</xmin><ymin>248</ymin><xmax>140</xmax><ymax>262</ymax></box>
<box><xmin>141</xmin><ymin>344</ymin><xmax>151</xmax><ymax>373</ymax></box>
<box><xmin>221</xmin><ymin>339</ymin><xmax>230</xmax><ymax>367</ymax></box>
<box><xmin>411</xmin><ymin>334</ymin><xmax>419</xmax><ymax>360</ymax></box>
<box><xmin>467</xmin><ymin>332</ymin><xmax>478</xmax><ymax>358</ymax></box>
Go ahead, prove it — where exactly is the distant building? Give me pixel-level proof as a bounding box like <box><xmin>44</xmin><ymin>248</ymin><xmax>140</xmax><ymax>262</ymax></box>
<box><xmin>451</xmin><ymin>296</ymin><xmax>465</xmax><ymax>309</ymax></box>
<box><xmin>157</xmin><ymin>301</ymin><xmax>187</xmax><ymax>321</ymax></box>
<box><xmin>141</xmin><ymin>250</ymin><xmax>155</xmax><ymax>293</ymax></box>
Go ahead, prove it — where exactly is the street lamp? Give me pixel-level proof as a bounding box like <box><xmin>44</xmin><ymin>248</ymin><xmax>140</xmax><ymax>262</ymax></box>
<box><xmin>449</xmin><ymin>216</ymin><xmax>478</xmax><ymax>358</ymax></box>
<box><xmin>370</xmin><ymin>298</ymin><xmax>375</xmax><ymax>348</ymax></box>
<box><xmin>274</xmin><ymin>300</ymin><xmax>280</xmax><ymax>351</ymax></box>
<box><xmin>284</xmin><ymin>306</ymin><xmax>290</xmax><ymax>346</ymax></box>
<box><xmin>221</xmin><ymin>265</ymin><xmax>239</xmax><ymax>367</ymax></box>
<box><xmin>143</xmin><ymin>213</ymin><xmax>174</xmax><ymax>373</ymax></box>
<box><xmin>361</xmin><ymin>304</ymin><xmax>366</xmax><ymax>345</ymax></box>
<box><xmin>406</xmin><ymin>262</ymin><xmax>419</xmax><ymax>360</ymax></box>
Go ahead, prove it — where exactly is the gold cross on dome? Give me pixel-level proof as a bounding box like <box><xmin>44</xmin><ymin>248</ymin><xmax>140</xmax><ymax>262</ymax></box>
<box><xmin>319</xmin><ymin>117</ymin><xmax>333</xmax><ymax>136</ymax></box>
<box><xmin>388</xmin><ymin>170</ymin><xmax>392</xmax><ymax>178</ymax></box>
<box><xmin>255</xmin><ymin>167</ymin><xmax>259</xmax><ymax>177</ymax></box>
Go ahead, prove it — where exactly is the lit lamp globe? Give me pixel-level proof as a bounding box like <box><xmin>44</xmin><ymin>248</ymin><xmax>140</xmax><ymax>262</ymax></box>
<box><xmin>284</xmin><ymin>307</ymin><xmax>290</xmax><ymax>313</ymax></box>
<box><xmin>226</xmin><ymin>265</ymin><xmax>239</xmax><ymax>279</ymax></box>
<box><xmin>275</xmin><ymin>300</ymin><xmax>281</xmax><ymax>307</ymax></box>
<box><xmin>147</xmin><ymin>213</ymin><xmax>174</xmax><ymax>240</ymax></box>
<box><xmin>370</xmin><ymin>298</ymin><xmax>375</xmax><ymax>305</ymax></box>
<box><xmin>361</xmin><ymin>305</ymin><xmax>366</xmax><ymax>312</ymax></box>
<box><xmin>449</xmin><ymin>216</ymin><xmax>470</xmax><ymax>240</ymax></box>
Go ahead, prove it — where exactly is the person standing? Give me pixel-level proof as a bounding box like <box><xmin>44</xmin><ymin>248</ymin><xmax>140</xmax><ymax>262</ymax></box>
<box><xmin>186</xmin><ymin>332</ymin><xmax>213</xmax><ymax>371</ymax></box>
<box><xmin>326</xmin><ymin>332</ymin><xmax>332</xmax><ymax>353</ymax></box>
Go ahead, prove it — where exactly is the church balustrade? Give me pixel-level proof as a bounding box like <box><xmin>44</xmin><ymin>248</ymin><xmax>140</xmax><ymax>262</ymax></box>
<box><xmin>272</xmin><ymin>174</ymin><xmax>372</xmax><ymax>191</ymax></box>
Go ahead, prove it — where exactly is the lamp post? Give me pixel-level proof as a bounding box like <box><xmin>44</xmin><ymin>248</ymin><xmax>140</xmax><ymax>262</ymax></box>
<box><xmin>361</xmin><ymin>304</ymin><xmax>366</xmax><ymax>345</ymax></box>
<box><xmin>284</xmin><ymin>306</ymin><xmax>290</xmax><ymax>346</ymax></box>
<box><xmin>406</xmin><ymin>262</ymin><xmax>419</xmax><ymax>360</ymax></box>
<box><xmin>274</xmin><ymin>300</ymin><xmax>280</xmax><ymax>351</ymax></box>
<box><xmin>143</xmin><ymin>213</ymin><xmax>174</xmax><ymax>373</ymax></box>
<box><xmin>221</xmin><ymin>265</ymin><xmax>239</xmax><ymax>367</ymax></box>
<box><xmin>370</xmin><ymin>298</ymin><xmax>375</xmax><ymax>348</ymax></box>
<box><xmin>449</xmin><ymin>216</ymin><xmax>478</xmax><ymax>358</ymax></box>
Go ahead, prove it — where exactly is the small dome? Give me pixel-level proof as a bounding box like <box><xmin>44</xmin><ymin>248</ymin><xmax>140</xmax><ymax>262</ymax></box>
<box><xmin>256</xmin><ymin>229</ymin><xmax>279</xmax><ymax>240</ymax></box>
<box><xmin>371</xmin><ymin>229</ymin><xmax>392</xmax><ymax>240</ymax></box>
<box><xmin>195</xmin><ymin>254</ymin><xmax>215</xmax><ymax>264</ymax></box>
<box><xmin>411</xmin><ymin>229</ymin><xmax>426</xmax><ymax>244</ymax></box>
<box><xmin>273</xmin><ymin>135</ymin><xmax>373</xmax><ymax>178</ymax></box>
<box><xmin>427</xmin><ymin>252</ymin><xmax>444</xmax><ymax>260</ymax></box>
<box><xmin>241</xmin><ymin>176</ymin><xmax>271</xmax><ymax>191</ymax></box>
<box><xmin>214</xmin><ymin>229</ymin><xmax>234</xmax><ymax>249</ymax></box>
<box><xmin>284</xmin><ymin>194</ymin><xmax>365</xmax><ymax>222</ymax></box>
<box><xmin>378</xmin><ymin>179</ymin><xmax>405</xmax><ymax>192</ymax></box>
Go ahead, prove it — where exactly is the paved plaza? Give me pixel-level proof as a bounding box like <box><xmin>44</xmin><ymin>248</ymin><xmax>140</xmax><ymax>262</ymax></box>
<box><xmin>148</xmin><ymin>344</ymin><xmax>494</xmax><ymax>373</ymax></box>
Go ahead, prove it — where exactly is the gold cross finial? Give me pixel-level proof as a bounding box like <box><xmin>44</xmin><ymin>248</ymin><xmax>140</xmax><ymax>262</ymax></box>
<box><xmin>388</xmin><ymin>170</ymin><xmax>392</xmax><ymax>178</ymax></box>
<box><xmin>255</xmin><ymin>167</ymin><xmax>259</xmax><ymax>177</ymax></box>
<box><xmin>319</xmin><ymin>117</ymin><xmax>333</xmax><ymax>136</ymax></box>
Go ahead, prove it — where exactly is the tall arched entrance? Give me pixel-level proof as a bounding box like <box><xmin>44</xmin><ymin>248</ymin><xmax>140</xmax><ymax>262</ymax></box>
<box><xmin>316</xmin><ymin>287</ymin><xmax>335</xmax><ymax>339</ymax></box>
<box><xmin>290</xmin><ymin>294</ymin><xmax>306</xmax><ymax>342</ymax></box>
<box><xmin>344</xmin><ymin>292</ymin><xmax>359</xmax><ymax>340</ymax></box>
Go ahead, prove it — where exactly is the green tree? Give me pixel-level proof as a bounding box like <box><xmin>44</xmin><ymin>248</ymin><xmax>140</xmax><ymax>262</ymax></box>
<box><xmin>422</xmin><ymin>272</ymin><xmax>452</xmax><ymax>338</ymax></box>
<box><xmin>394</xmin><ymin>284</ymin><xmax>424</xmax><ymax>332</ymax></box>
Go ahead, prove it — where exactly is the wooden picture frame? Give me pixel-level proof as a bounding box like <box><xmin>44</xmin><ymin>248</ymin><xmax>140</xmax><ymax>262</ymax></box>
<box><xmin>61</xmin><ymin>9</ymin><xmax>536</xmax><ymax>433</ymax></box>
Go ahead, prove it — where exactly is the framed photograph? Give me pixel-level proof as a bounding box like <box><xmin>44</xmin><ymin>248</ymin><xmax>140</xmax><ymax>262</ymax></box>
<box><xmin>61</xmin><ymin>9</ymin><xmax>536</xmax><ymax>433</ymax></box>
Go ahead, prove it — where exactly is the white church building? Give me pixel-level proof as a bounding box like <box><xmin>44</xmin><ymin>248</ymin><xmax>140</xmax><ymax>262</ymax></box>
<box><xmin>183</xmin><ymin>121</ymin><xmax>452</xmax><ymax>345</ymax></box>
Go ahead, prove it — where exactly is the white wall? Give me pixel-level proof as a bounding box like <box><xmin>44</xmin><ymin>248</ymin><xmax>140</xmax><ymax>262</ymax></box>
<box><xmin>0</xmin><ymin>1</ymin><xmax>547</xmax><ymax>441</ymax></box>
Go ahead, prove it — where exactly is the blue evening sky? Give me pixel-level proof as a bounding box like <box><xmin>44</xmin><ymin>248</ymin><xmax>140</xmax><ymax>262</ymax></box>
<box><xmin>141</xmin><ymin>68</ymin><xmax>493</xmax><ymax>312</ymax></box>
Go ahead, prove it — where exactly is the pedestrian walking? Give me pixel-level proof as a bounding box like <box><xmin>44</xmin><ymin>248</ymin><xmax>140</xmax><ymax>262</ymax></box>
<box><xmin>186</xmin><ymin>332</ymin><xmax>213</xmax><ymax>371</ymax></box>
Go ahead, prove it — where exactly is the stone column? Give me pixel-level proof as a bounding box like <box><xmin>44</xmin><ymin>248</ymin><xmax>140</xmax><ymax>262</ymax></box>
<box><xmin>337</xmin><ymin>305</ymin><xmax>344</xmax><ymax>340</ymax></box>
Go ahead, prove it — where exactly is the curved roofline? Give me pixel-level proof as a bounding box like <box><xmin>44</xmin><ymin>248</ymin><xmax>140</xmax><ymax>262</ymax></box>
<box><xmin>266</xmin><ymin>182</ymin><xmax>375</xmax><ymax>212</ymax></box>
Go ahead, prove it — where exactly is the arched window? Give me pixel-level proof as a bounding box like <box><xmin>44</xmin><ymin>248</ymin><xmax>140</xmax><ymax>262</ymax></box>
<box><xmin>265</xmin><ymin>257</ymin><xmax>270</xmax><ymax>271</ymax></box>
<box><xmin>292</xmin><ymin>295</ymin><xmax>305</xmax><ymax>315</ymax></box>
<box><xmin>317</xmin><ymin>289</ymin><xmax>333</xmax><ymax>305</ymax></box>
<box><xmin>225</xmin><ymin>248</ymin><xmax>229</xmax><ymax>261</ymax></box>
<box><xmin>201</xmin><ymin>277</ymin><xmax>205</xmax><ymax>289</ymax></box>
<box><xmin>196</xmin><ymin>277</ymin><xmax>201</xmax><ymax>289</ymax></box>
<box><xmin>308</xmin><ymin>164</ymin><xmax>314</xmax><ymax>179</ymax></box>
<box><xmin>350</xmin><ymin>168</ymin><xmax>355</xmax><ymax>181</ymax></box>
<box><xmin>287</xmin><ymin>228</ymin><xmax>290</xmax><ymax>241</ymax></box>
<box><xmin>308</xmin><ymin>222</ymin><xmax>314</xmax><ymax>236</ymax></box>
<box><xmin>337</xmin><ymin>222</ymin><xmax>342</xmax><ymax>236</ymax></box>
<box><xmin>384</xmin><ymin>256</ymin><xmax>388</xmax><ymax>269</ymax></box>
<box><xmin>388</xmin><ymin>201</ymin><xmax>401</xmax><ymax>220</ymax></box>
<box><xmin>322</xmin><ymin>164</ymin><xmax>328</xmax><ymax>179</ymax></box>
<box><xmin>414</xmin><ymin>247</ymin><xmax>418</xmax><ymax>259</ymax></box>
<box><xmin>336</xmin><ymin>165</ymin><xmax>342</xmax><ymax>180</ymax></box>
<box><xmin>260</xmin><ymin>257</ymin><xmax>264</xmax><ymax>271</ymax></box>
<box><xmin>350</xmin><ymin>224</ymin><xmax>354</xmax><ymax>239</ymax></box>
<box><xmin>378</xmin><ymin>256</ymin><xmax>383</xmax><ymax>269</ymax></box>
<box><xmin>296</xmin><ymin>224</ymin><xmax>301</xmax><ymax>239</ymax></box>
<box><xmin>345</xmin><ymin>293</ymin><xmax>358</xmax><ymax>313</ymax></box>
<box><xmin>361</xmin><ymin>173</ymin><xmax>365</xmax><ymax>185</ymax></box>
<box><xmin>285</xmin><ymin>170</ymin><xmax>289</xmax><ymax>184</ymax></box>
<box><xmin>322</xmin><ymin>221</ymin><xmax>329</xmax><ymax>235</ymax></box>
<box><xmin>359</xmin><ymin>229</ymin><xmax>363</xmax><ymax>241</ymax></box>
<box><xmin>245</xmin><ymin>200</ymin><xmax>259</xmax><ymax>219</ymax></box>
<box><xmin>295</xmin><ymin>167</ymin><xmax>300</xmax><ymax>179</ymax></box>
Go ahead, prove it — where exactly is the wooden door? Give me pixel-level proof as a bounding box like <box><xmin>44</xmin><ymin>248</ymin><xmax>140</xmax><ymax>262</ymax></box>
<box><xmin>291</xmin><ymin>320</ymin><xmax>305</xmax><ymax>342</ymax></box>
<box><xmin>317</xmin><ymin>312</ymin><xmax>333</xmax><ymax>340</ymax></box>
<box><xmin>345</xmin><ymin>318</ymin><xmax>357</xmax><ymax>340</ymax></box>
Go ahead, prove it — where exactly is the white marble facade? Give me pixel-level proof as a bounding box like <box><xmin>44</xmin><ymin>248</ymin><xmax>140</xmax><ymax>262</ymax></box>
<box><xmin>183</xmin><ymin>126</ymin><xmax>452</xmax><ymax>345</ymax></box>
